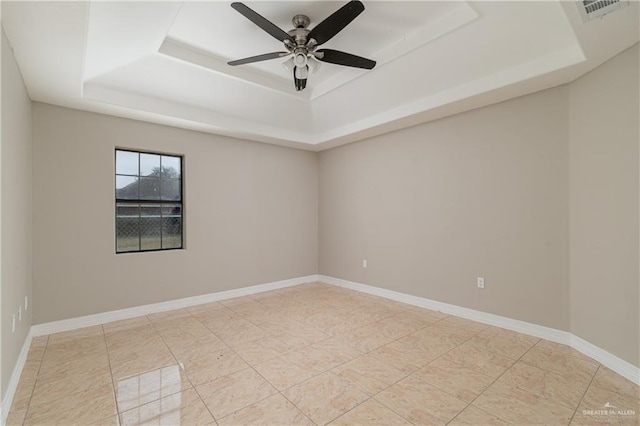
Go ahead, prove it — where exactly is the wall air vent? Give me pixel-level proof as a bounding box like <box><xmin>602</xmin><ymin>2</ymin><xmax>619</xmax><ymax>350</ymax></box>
<box><xmin>578</xmin><ymin>0</ymin><xmax>629</xmax><ymax>22</ymax></box>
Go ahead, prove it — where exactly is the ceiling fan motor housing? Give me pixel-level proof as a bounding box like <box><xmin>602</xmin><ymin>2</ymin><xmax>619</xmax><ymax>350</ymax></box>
<box><xmin>288</xmin><ymin>27</ymin><xmax>311</xmax><ymax>47</ymax></box>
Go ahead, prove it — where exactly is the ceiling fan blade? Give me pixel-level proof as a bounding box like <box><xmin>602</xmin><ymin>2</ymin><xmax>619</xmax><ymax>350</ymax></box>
<box><xmin>315</xmin><ymin>49</ymin><xmax>376</xmax><ymax>69</ymax></box>
<box><xmin>231</xmin><ymin>2</ymin><xmax>294</xmax><ymax>43</ymax></box>
<box><xmin>228</xmin><ymin>52</ymin><xmax>291</xmax><ymax>66</ymax></box>
<box><xmin>308</xmin><ymin>1</ymin><xmax>365</xmax><ymax>46</ymax></box>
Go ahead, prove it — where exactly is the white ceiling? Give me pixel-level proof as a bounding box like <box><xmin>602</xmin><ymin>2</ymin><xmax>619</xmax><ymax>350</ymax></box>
<box><xmin>2</xmin><ymin>1</ymin><xmax>639</xmax><ymax>150</ymax></box>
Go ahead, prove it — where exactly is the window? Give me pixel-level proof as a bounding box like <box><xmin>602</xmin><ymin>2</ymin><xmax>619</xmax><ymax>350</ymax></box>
<box><xmin>115</xmin><ymin>149</ymin><xmax>183</xmax><ymax>253</ymax></box>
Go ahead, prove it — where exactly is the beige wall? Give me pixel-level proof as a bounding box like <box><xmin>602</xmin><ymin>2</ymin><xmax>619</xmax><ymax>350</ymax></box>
<box><xmin>32</xmin><ymin>104</ymin><xmax>318</xmax><ymax>324</ymax></box>
<box><xmin>569</xmin><ymin>44</ymin><xmax>639</xmax><ymax>367</ymax></box>
<box><xmin>319</xmin><ymin>87</ymin><xmax>570</xmax><ymax>330</ymax></box>
<box><xmin>1</xmin><ymin>27</ymin><xmax>33</xmax><ymax>398</ymax></box>
<box><xmin>7</xmin><ymin>38</ymin><xmax>639</xmax><ymax>401</ymax></box>
<box><xmin>319</xmin><ymin>44</ymin><xmax>640</xmax><ymax>368</ymax></box>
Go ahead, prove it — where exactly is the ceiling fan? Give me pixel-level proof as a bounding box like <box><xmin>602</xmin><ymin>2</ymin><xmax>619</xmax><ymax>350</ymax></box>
<box><xmin>227</xmin><ymin>1</ymin><xmax>376</xmax><ymax>91</ymax></box>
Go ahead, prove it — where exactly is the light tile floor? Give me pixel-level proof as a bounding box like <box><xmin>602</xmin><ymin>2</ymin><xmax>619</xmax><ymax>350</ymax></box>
<box><xmin>6</xmin><ymin>282</ymin><xmax>639</xmax><ymax>425</ymax></box>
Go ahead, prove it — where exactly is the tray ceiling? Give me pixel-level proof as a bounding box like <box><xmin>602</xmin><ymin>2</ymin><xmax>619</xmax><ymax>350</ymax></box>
<box><xmin>2</xmin><ymin>1</ymin><xmax>639</xmax><ymax>150</ymax></box>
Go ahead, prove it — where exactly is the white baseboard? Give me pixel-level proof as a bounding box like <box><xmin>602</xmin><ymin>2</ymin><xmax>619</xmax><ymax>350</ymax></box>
<box><xmin>31</xmin><ymin>275</ymin><xmax>319</xmax><ymax>336</ymax></box>
<box><xmin>1</xmin><ymin>329</ymin><xmax>33</xmax><ymax>426</ymax></box>
<box><xmin>571</xmin><ymin>334</ymin><xmax>640</xmax><ymax>386</ymax></box>
<box><xmin>2</xmin><ymin>275</ymin><xmax>317</xmax><ymax>423</ymax></box>
<box><xmin>3</xmin><ymin>272</ymin><xmax>637</xmax><ymax>423</ymax></box>
<box><xmin>319</xmin><ymin>275</ymin><xmax>640</xmax><ymax>386</ymax></box>
<box><xmin>1</xmin><ymin>275</ymin><xmax>315</xmax><ymax>422</ymax></box>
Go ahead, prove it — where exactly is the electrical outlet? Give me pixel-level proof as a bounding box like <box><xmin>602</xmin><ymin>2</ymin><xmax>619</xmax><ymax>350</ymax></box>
<box><xmin>477</xmin><ymin>277</ymin><xmax>485</xmax><ymax>289</ymax></box>
<box><xmin>18</xmin><ymin>306</ymin><xmax>22</xmax><ymax>321</ymax></box>
<box><xmin>362</xmin><ymin>259</ymin><xmax>368</xmax><ymax>268</ymax></box>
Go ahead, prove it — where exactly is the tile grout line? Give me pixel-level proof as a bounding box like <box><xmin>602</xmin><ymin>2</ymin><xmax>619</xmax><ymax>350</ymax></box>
<box><xmin>514</xmin><ymin>339</ymin><xmax>602</xmax><ymax>410</ymax></box>
<box><xmin>421</xmin><ymin>330</ymin><xmax>598</xmax><ymax>424</ymax></box>
<box><xmin>146</xmin><ymin>311</ymin><xmax>221</xmax><ymax>424</ymax></box>
<box><xmin>21</xmin><ymin>295</ymin><xmax>398</xmax><ymax>425</ymax></box>
<box><xmin>18</xmin><ymin>335</ymin><xmax>49</xmax><ymax>426</ymax></box>
<box><xmin>9</xmin><ymin>286</ymin><xmax>636</xmax><ymax>426</ymax></box>
<box><xmin>305</xmin><ymin>309</ymin><xmax>454</xmax><ymax>424</ymax></box>
<box><xmin>366</xmin><ymin>322</ymin><xmax>493</xmax><ymax>425</ymax></box>
<box><xmin>106</xmin><ymin>315</ymin><xmax>201</xmax><ymax>419</ymax></box>
<box><xmin>211</xmin><ymin>292</ymin><xmax>400</xmax><ymax>425</ymax></box>
<box><xmin>101</xmin><ymin>324</ymin><xmax>121</xmax><ymax>423</ymax></box>
<box><xmin>276</xmin><ymin>392</ymin><xmax>319</xmax><ymax>426</ymax></box>
<box><xmin>369</xmin><ymin>315</ymin><xmax>480</xmax><ymax>378</ymax></box>
<box><xmin>290</xmin><ymin>305</ymin><xmax>453</xmax><ymax>424</ymax></box>
<box><xmin>567</xmin><ymin>363</ymin><xmax>601</xmax><ymax>425</ymax></box>
<box><xmin>444</xmin><ymin>337</ymin><xmax>542</xmax><ymax>425</ymax></box>
<box><xmin>185</xmin><ymin>306</ymin><xmax>318</xmax><ymax>425</ymax></box>
<box><xmin>17</xmin><ymin>307</ymin><xmax>461</xmax><ymax>425</ymax></box>
<box><xmin>176</xmin><ymin>307</ymin><xmax>315</xmax><ymax>424</ymax></box>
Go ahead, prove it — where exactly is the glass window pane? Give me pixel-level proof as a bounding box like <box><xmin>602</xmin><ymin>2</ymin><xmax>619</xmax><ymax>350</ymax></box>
<box><xmin>161</xmin><ymin>179</ymin><xmax>181</xmax><ymax>201</ymax></box>
<box><xmin>115</xmin><ymin>150</ymin><xmax>183</xmax><ymax>253</ymax></box>
<box><xmin>116</xmin><ymin>150</ymin><xmax>139</xmax><ymax>175</ymax></box>
<box><xmin>140</xmin><ymin>205</ymin><xmax>161</xmax><ymax>250</ymax></box>
<box><xmin>139</xmin><ymin>177</ymin><xmax>160</xmax><ymax>200</ymax></box>
<box><xmin>116</xmin><ymin>204</ymin><xmax>140</xmax><ymax>252</ymax></box>
<box><xmin>162</xmin><ymin>204</ymin><xmax>182</xmax><ymax>249</ymax></box>
<box><xmin>116</xmin><ymin>175</ymin><xmax>139</xmax><ymax>199</ymax></box>
<box><xmin>140</xmin><ymin>153</ymin><xmax>161</xmax><ymax>177</ymax></box>
<box><xmin>162</xmin><ymin>204</ymin><xmax>181</xmax><ymax>216</ymax></box>
<box><xmin>161</xmin><ymin>156</ymin><xmax>181</xmax><ymax>178</ymax></box>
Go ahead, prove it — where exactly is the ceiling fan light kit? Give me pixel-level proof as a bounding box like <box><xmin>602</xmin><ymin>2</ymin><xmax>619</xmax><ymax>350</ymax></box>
<box><xmin>227</xmin><ymin>0</ymin><xmax>376</xmax><ymax>92</ymax></box>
